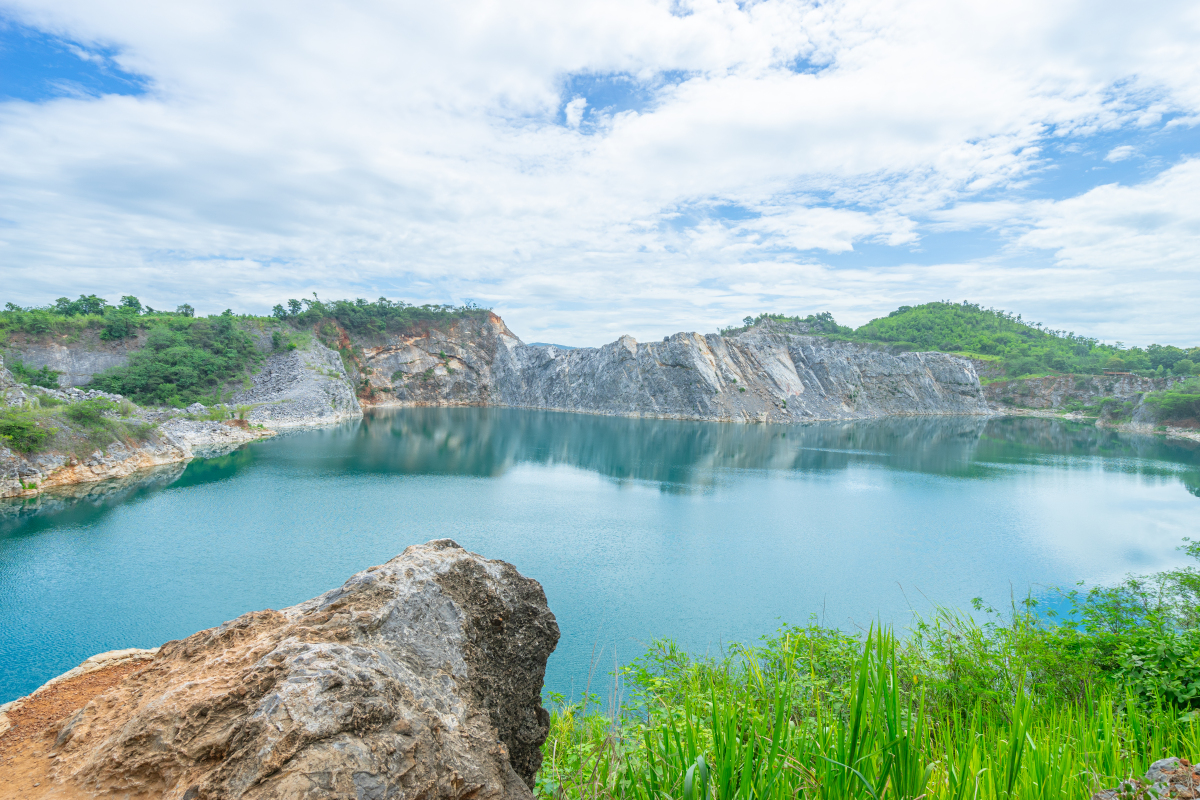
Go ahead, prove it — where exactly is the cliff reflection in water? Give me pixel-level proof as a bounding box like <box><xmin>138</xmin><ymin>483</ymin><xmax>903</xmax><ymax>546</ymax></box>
<box><xmin>314</xmin><ymin>408</ymin><xmax>1200</xmax><ymax>490</ymax></box>
<box><xmin>3</xmin><ymin>410</ymin><xmax>1198</xmax><ymax>535</ymax></box>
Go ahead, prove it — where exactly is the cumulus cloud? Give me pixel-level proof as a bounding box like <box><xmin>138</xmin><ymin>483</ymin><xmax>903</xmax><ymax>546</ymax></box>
<box><xmin>0</xmin><ymin>0</ymin><xmax>1197</xmax><ymax>344</ymax></box>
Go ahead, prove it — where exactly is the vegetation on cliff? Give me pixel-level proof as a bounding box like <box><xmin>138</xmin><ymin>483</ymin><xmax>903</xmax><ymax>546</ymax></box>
<box><xmin>0</xmin><ymin>397</ymin><xmax>154</xmax><ymax>457</ymax></box>
<box><xmin>1144</xmin><ymin>378</ymin><xmax>1200</xmax><ymax>425</ymax></box>
<box><xmin>541</xmin><ymin>542</ymin><xmax>1200</xmax><ymax>800</ymax></box>
<box><xmin>270</xmin><ymin>295</ymin><xmax>491</xmax><ymax>339</ymax></box>
<box><xmin>89</xmin><ymin>314</ymin><xmax>264</xmax><ymax>407</ymax></box>
<box><xmin>2</xmin><ymin>294</ymin><xmax>490</xmax><ymax>406</ymax></box>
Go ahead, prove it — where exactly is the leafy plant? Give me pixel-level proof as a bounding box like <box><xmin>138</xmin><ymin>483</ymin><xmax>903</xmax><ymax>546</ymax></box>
<box><xmin>90</xmin><ymin>315</ymin><xmax>263</xmax><ymax>407</ymax></box>
<box><xmin>0</xmin><ymin>409</ymin><xmax>55</xmax><ymax>453</ymax></box>
<box><xmin>7</xmin><ymin>359</ymin><xmax>60</xmax><ymax>388</ymax></box>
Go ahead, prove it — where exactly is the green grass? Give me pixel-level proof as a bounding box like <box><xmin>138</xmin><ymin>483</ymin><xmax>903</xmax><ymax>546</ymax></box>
<box><xmin>541</xmin><ymin>545</ymin><xmax>1200</xmax><ymax>800</ymax></box>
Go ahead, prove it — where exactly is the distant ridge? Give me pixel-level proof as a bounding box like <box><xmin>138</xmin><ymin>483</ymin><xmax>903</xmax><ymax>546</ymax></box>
<box><xmin>528</xmin><ymin>342</ymin><xmax>576</xmax><ymax>349</ymax></box>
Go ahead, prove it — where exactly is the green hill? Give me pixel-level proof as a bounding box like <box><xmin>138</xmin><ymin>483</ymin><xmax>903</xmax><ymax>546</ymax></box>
<box><xmin>849</xmin><ymin>301</ymin><xmax>1199</xmax><ymax>377</ymax></box>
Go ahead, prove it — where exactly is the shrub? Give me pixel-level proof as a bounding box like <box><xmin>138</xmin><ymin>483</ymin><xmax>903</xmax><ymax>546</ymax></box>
<box><xmin>90</xmin><ymin>316</ymin><xmax>263</xmax><ymax>406</ymax></box>
<box><xmin>8</xmin><ymin>360</ymin><xmax>60</xmax><ymax>388</ymax></box>
<box><xmin>1143</xmin><ymin>378</ymin><xmax>1200</xmax><ymax>424</ymax></box>
<box><xmin>1004</xmin><ymin>356</ymin><xmax>1041</xmax><ymax>377</ymax></box>
<box><xmin>0</xmin><ymin>410</ymin><xmax>55</xmax><ymax>453</ymax></box>
<box><xmin>99</xmin><ymin>313</ymin><xmax>137</xmax><ymax>340</ymax></box>
<box><xmin>64</xmin><ymin>398</ymin><xmax>118</xmax><ymax>426</ymax></box>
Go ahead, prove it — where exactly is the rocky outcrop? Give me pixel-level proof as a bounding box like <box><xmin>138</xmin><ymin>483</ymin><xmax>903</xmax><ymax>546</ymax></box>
<box><xmin>492</xmin><ymin>324</ymin><xmax>988</xmax><ymax>422</ymax></box>
<box><xmin>0</xmin><ymin>395</ymin><xmax>272</xmax><ymax>501</ymax></box>
<box><xmin>2</xmin><ymin>329</ymin><xmax>145</xmax><ymax>387</ymax></box>
<box><xmin>11</xmin><ymin>539</ymin><xmax>557</xmax><ymax>800</ymax></box>
<box><xmin>983</xmin><ymin>373</ymin><xmax>1181</xmax><ymax>412</ymax></box>
<box><xmin>230</xmin><ymin>338</ymin><xmax>362</xmax><ymax>427</ymax></box>
<box><xmin>361</xmin><ymin>316</ymin><xmax>990</xmax><ymax>422</ymax></box>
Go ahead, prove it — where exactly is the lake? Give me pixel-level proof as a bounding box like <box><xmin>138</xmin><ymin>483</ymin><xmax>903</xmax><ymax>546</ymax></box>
<box><xmin>2</xmin><ymin>408</ymin><xmax>1198</xmax><ymax>704</ymax></box>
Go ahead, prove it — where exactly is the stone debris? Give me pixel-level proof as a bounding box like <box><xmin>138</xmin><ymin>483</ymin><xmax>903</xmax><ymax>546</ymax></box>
<box><xmin>229</xmin><ymin>339</ymin><xmax>362</xmax><ymax>427</ymax></box>
<box><xmin>1092</xmin><ymin>757</ymin><xmax>1200</xmax><ymax>799</ymax></box>
<box><xmin>6</xmin><ymin>539</ymin><xmax>557</xmax><ymax>800</ymax></box>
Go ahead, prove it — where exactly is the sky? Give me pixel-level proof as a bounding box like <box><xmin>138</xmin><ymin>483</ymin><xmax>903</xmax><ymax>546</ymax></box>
<box><xmin>0</xmin><ymin>0</ymin><xmax>1198</xmax><ymax>347</ymax></box>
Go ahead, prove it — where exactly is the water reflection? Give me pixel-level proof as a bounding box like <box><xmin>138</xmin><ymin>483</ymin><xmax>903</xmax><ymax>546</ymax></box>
<box><xmin>4</xmin><ymin>411</ymin><xmax>1198</xmax><ymax>534</ymax></box>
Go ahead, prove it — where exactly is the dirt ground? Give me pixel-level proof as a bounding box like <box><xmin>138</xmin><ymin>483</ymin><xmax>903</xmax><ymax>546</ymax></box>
<box><xmin>0</xmin><ymin>661</ymin><xmax>148</xmax><ymax>799</ymax></box>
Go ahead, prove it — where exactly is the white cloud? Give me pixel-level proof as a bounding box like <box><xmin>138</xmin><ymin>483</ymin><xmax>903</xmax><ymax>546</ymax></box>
<box><xmin>1105</xmin><ymin>145</ymin><xmax>1135</xmax><ymax>162</ymax></box>
<box><xmin>564</xmin><ymin>97</ymin><xmax>587</xmax><ymax>129</ymax></box>
<box><xmin>0</xmin><ymin>0</ymin><xmax>1197</xmax><ymax>345</ymax></box>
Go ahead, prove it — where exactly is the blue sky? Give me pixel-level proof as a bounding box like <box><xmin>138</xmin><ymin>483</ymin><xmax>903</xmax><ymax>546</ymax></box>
<box><xmin>1</xmin><ymin>0</ymin><xmax>1198</xmax><ymax>346</ymax></box>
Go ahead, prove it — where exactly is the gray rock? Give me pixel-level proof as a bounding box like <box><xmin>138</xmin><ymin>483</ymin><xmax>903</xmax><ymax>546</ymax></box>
<box><xmin>231</xmin><ymin>338</ymin><xmax>362</xmax><ymax>427</ymax></box>
<box><xmin>4</xmin><ymin>329</ymin><xmax>145</xmax><ymax>387</ymax></box>
<box><xmin>44</xmin><ymin>539</ymin><xmax>559</xmax><ymax>800</ymax></box>
<box><xmin>363</xmin><ymin>314</ymin><xmax>990</xmax><ymax>422</ymax></box>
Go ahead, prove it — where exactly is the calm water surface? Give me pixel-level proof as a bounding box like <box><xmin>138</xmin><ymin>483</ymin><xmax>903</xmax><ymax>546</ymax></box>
<box><xmin>2</xmin><ymin>409</ymin><xmax>1199</xmax><ymax>703</ymax></box>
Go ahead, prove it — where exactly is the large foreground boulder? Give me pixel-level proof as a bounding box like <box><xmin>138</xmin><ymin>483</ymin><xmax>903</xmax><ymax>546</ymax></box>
<box><xmin>41</xmin><ymin>539</ymin><xmax>559</xmax><ymax>799</ymax></box>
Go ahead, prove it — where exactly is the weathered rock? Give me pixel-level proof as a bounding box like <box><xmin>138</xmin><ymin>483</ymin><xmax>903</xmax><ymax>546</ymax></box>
<box><xmin>362</xmin><ymin>315</ymin><xmax>990</xmax><ymax>422</ymax></box>
<box><xmin>230</xmin><ymin>338</ymin><xmax>362</xmax><ymax>428</ymax></box>
<box><xmin>38</xmin><ymin>539</ymin><xmax>558</xmax><ymax>800</ymax></box>
<box><xmin>1</xmin><ymin>416</ymin><xmax>271</xmax><ymax>499</ymax></box>
<box><xmin>3</xmin><ymin>329</ymin><xmax>146</xmax><ymax>387</ymax></box>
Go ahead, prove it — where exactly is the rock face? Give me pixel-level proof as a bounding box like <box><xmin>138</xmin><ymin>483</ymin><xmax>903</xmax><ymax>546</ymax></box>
<box><xmin>0</xmin><ymin>409</ymin><xmax>271</xmax><ymax>499</ymax></box>
<box><xmin>3</xmin><ymin>330</ymin><xmax>145</xmax><ymax>387</ymax></box>
<box><xmin>492</xmin><ymin>324</ymin><xmax>988</xmax><ymax>422</ymax></box>
<box><xmin>362</xmin><ymin>316</ymin><xmax>989</xmax><ymax>422</ymax></box>
<box><xmin>230</xmin><ymin>338</ymin><xmax>362</xmax><ymax>427</ymax></box>
<box><xmin>983</xmin><ymin>373</ymin><xmax>1182</xmax><ymax>413</ymax></box>
<box><xmin>40</xmin><ymin>540</ymin><xmax>559</xmax><ymax>800</ymax></box>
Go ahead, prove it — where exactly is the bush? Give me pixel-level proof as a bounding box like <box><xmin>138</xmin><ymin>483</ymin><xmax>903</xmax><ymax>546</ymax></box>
<box><xmin>1143</xmin><ymin>378</ymin><xmax>1200</xmax><ymax>424</ymax></box>
<box><xmin>8</xmin><ymin>360</ymin><xmax>60</xmax><ymax>388</ymax></box>
<box><xmin>1004</xmin><ymin>356</ymin><xmax>1041</xmax><ymax>377</ymax></box>
<box><xmin>90</xmin><ymin>316</ymin><xmax>263</xmax><ymax>406</ymax></box>
<box><xmin>0</xmin><ymin>410</ymin><xmax>55</xmax><ymax>453</ymax></box>
<box><xmin>64</xmin><ymin>398</ymin><xmax>118</xmax><ymax>426</ymax></box>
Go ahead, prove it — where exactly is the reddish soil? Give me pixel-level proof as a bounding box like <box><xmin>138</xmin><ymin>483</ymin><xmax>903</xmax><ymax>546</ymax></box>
<box><xmin>0</xmin><ymin>661</ymin><xmax>148</xmax><ymax>799</ymax></box>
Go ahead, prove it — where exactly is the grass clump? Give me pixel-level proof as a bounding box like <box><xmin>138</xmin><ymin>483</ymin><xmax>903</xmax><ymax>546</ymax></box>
<box><xmin>541</xmin><ymin>543</ymin><xmax>1200</xmax><ymax>800</ymax></box>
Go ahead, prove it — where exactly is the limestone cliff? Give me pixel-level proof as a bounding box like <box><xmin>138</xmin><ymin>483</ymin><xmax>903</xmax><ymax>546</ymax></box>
<box><xmin>360</xmin><ymin>315</ymin><xmax>990</xmax><ymax>422</ymax></box>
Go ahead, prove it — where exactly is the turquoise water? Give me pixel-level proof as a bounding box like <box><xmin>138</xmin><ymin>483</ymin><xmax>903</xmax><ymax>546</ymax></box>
<box><xmin>2</xmin><ymin>409</ymin><xmax>1199</xmax><ymax>704</ymax></box>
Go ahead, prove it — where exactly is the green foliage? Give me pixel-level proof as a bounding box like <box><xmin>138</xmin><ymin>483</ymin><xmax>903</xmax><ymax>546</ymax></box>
<box><xmin>1143</xmin><ymin>378</ymin><xmax>1200</xmax><ymax>424</ymax></box>
<box><xmin>52</xmin><ymin>294</ymin><xmax>111</xmax><ymax>316</ymax></box>
<box><xmin>63</xmin><ymin>398</ymin><xmax>118</xmax><ymax>426</ymax></box>
<box><xmin>542</xmin><ymin>546</ymin><xmax>1200</xmax><ymax>800</ymax></box>
<box><xmin>90</xmin><ymin>316</ymin><xmax>263</xmax><ymax>407</ymax></box>
<box><xmin>0</xmin><ymin>409</ymin><xmax>55</xmax><ymax>453</ymax></box>
<box><xmin>272</xmin><ymin>294</ymin><xmax>490</xmax><ymax>338</ymax></box>
<box><xmin>721</xmin><ymin>311</ymin><xmax>851</xmax><ymax>337</ymax></box>
<box><xmin>7</xmin><ymin>360</ymin><xmax>60</xmax><ymax>388</ymax></box>
<box><xmin>99</xmin><ymin>312</ymin><xmax>138</xmax><ymax>340</ymax></box>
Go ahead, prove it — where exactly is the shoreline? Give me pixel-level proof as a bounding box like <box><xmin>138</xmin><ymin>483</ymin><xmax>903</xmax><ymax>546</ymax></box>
<box><xmin>7</xmin><ymin>401</ymin><xmax>1197</xmax><ymax>503</ymax></box>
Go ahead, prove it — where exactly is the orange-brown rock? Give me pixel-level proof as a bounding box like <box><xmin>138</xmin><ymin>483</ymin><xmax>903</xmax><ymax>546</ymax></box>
<box><xmin>6</xmin><ymin>540</ymin><xmax>558</xmax><ymax>800</ymax></box>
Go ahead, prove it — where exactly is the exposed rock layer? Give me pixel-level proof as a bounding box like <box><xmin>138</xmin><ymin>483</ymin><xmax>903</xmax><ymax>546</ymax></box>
<box><xmin>22</xmin><ymin>540</ymin><xmax>558</xmax><ymax>800</ymax></box>
<box><xmin>363</xmin><ymin>316</ymin><xmax>990</xmax><ymax>422</ymax></box>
